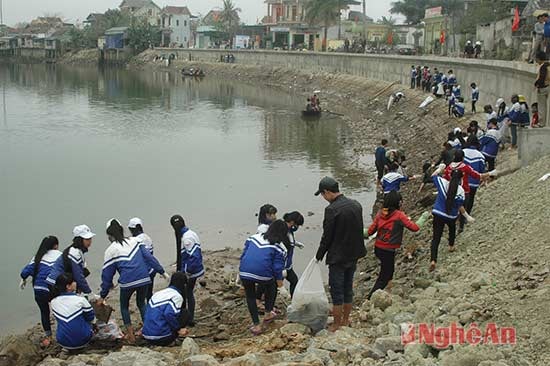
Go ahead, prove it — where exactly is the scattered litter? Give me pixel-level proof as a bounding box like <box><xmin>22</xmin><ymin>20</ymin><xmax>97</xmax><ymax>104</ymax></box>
<box><xmin>538</xmin><ymin>173</ymin><xmax>550</xmax><ymax>182</ymax></box>
<box><xmin>419</xmin><ymin>96</ymin><xmax>434</xmax><ymax>109</ymax></box>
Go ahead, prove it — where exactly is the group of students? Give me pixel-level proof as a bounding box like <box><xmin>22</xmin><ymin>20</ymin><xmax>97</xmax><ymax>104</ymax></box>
<box><xmin>371</xmin><ymin>126</ymin><xmax>496</xmax><ymax>295</ymax></box>
<box><xmin>20</xmin><ymin>215</ymin><xmax>205</xmax><ymax>349</ymax></box>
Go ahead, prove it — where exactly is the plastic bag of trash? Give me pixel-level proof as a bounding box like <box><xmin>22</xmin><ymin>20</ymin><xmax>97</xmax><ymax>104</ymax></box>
<box><xmin>287</xmin><ymin>258</ymin><xmax>329</xmax><ymax>333</ymax></box>
<box><xmin>419</xmin><ymin>96</ymin><xmax>434</xmax><ymax>109</ymax></box>
<box><xmin>95</xmin><ymin>320</ymin><xmax>124</xmax><ymax>340</ymax></box>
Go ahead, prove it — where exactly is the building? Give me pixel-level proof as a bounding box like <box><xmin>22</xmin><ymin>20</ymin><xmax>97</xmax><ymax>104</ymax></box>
<box><xmin>394</xmin><ymin>24</ymin><xmax>424</xmax><ymax>47</ymax></box>
<box><xmin>202</xmin><ymin>9</ymin><xmax>222</xmax><ymax>25</ymax></box>
<box><xmin>44</xmin><ymin>27</ymin><xmax>72</xmax><ymax>58</ymax></box>
<box><xmin>84</xmin><ymin>13</ymin><xmax>106</xmax><ymax>26</ymax></box>
<box><xmin>195</xmin><ymin>25</ymin><xmax>224</xmax><ymax>48</ymax></box>
<box><xmin>160</xmin><ymin>6</ymin><xmax>192</xmax><ymax>47</ymax></box>
<box><xmin>262</xmin><ymin>0</ymin><xmax>321</xmax><ymax>50</ymax></box>
<box><xmin>522</xmin><ymin>0</ymin><xmax>550</xmax><ymax>16</ymax></box>
<box><xmin>105</xmin><ymin>27</ymin><xmax>130</xmax><ymax>49</ymax></box>
<box><xmin>119</xmin><ymin>0</ymin><xmax>161</xmax><ymax>26</ymax></box>
<box><xmin>422</xmin><ymin>6</ymin><xmax>447</xmax><ymax>54</ymax></box>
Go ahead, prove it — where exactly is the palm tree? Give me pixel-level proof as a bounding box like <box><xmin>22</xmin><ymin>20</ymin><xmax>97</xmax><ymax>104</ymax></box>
<box><xmin>219</xmin><ymin>0</ymin><xmax>241</xmax><ymax>46</ymax></box>
<box><xmin>305</xmin><ymin>0</ymin><xmax>357</xmax><ymax>51</ymax></box>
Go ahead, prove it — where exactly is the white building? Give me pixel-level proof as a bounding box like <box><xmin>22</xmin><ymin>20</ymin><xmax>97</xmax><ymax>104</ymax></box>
<box><xmin>160</xmin><ymin>6</ymin><xmax>192</xmax><ymax>47</ymax></box>
<box><xmin>119</xmin><ymin>0</ymin><xmax>161</xmax><ymax>26</ymax></box>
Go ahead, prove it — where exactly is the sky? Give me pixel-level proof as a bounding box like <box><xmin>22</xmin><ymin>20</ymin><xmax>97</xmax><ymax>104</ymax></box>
<box><xmin>1</xmin><ymin>0</ymin><xmax>397</xmax><ymax>27</ymax></box>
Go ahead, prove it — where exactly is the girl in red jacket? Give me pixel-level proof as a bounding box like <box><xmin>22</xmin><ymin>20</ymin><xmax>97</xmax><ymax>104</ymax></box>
<box><xmin>367</xmin><ymin>191</ymin><xmax>419</xmax><ymax>299</ymax></box>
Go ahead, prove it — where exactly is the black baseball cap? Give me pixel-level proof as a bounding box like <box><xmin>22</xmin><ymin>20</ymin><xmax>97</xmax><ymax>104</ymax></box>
<box><xmin>314</xmin><ymin>177</ymin><xmax>339</xmax><ymax>196</ymax></box>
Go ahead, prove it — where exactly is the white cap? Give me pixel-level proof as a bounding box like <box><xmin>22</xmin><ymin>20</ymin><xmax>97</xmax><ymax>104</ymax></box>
<box><xmin>128</xmin><ymin>217</ymin><xmax>143</xmax><ymax>229</ymax></box>
<box><xmin>106</xmin><ymin>218</ymin><xmax>120</xmax><ymax>229</ymax></box>
<box><xmin>495</xmin><ymin>98</ymin><xmax>504</xmax><ymax>108</ymax></box>
<box><xmin>476</xmin><ymin>41</ymin><xmax>481</xmax><ymax>45</ymax></box>
<box><xmin>73</xmin><ymin>225</ymin><xmax>95</xmax><ymax>239</ymax></box>
<box><xmin>467</xmin><ymin>40</ymin><xmax>471</xmax><ymax>44</ymax></box>
<box><xmin>454</xmin><ymin>127</ymin><xmax>462</xmax><ymax>134</ymax></box>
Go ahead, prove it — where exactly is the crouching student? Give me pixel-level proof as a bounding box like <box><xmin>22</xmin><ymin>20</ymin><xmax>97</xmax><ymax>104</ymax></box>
<box><xmin>20</xmin><ymin>236</ymin><xmax>62</xmax><ymax>346</ymax></box>
<box><xmin>51</xmin><ymin>273</ymin><xmax>95</xmax><ymax>350</ymax></box>
<box><xmin>170</xmin><ymin>215</ymin><xmax>204</xmax><ymax>326</ymax></box>
<box><xmin>367</xmin><ymin>191</ymin><xmax>419</xmax><ymax>299</ymax></box>
<box><xmin>142</xmin><ymin>272</ymin><xmax>190</xmax><ymax>346</ymax></box>
<box><xmin>99</xmin><ymin>219</ymin><xmax>167</xmax><ymax>343</ymax></box>
<box><xmin>239</xmin><ymin>220</ymin><xmax>288</xmax><ymax>336</ymax></box>
<box><xmin>381</xmin><ymin>162</ymin><xmax>416</xmax><ymax>195</ymax></box>
<box><xmin>282</xmin><ymin>211</ymin><xmax>305</xmax><ymax>297</ymax></box>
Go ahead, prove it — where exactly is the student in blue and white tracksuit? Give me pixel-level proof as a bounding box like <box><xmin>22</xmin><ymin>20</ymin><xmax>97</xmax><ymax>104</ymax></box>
<box><xmin>46</xmin><ymin>225</ymin><xmax>96</xmax><ymax>296</ymax></box>
<box><xmin>460</xmin><ymin>136</ymin><xmax>486</xmax><ymax>232</ymax></box>
<box><xmin>239</xmin><ymin>220</ymin><xmax>288</xmax><ymax>335</ymax></box>
<box><xmin>470</xmin><ymin>83</ymin><xmax>479</xmax><ymax>113</ymax></box>
<box><xmin>20</xmin><ymin>236</ymin><xmax>62</xmax><ymax>344</ymax></box>
<box><xmin>429</xmin><ymin>169</ymin><xmax>466</xmax><ymax>272</ymax></box>
<box><xmin>381</xmin><ymin>162</ymin><xmax>414</xmax><ymax>194</ymax></box>
<box><xmin>256</xmin><ymin>203</ymin><xmax>278</xmax><ymax>234</ymax></box>
<box><xmin>128</xmin><ymin>217</ymin><xmax>156</xmax><ymax>302</ymax></box>
<box><xmin>143</xmin><ymin>272</ymin><xmax>190</xmax><ymax>346</ymax></box>
<box><xmin>50</xmin><ymin>273</ymin><xmax>95</xmax><ymax>350</ymax></box>
<box><xmin>99</xmin><ymin>219</ymin><xmax>167</xmax><ymax>343</ymax></box>
<box><xmin>480</xmin><ymin>118</ymin><xmax>509</xmax><ymax>171</ymax></box>
<box><xmin>282</xmin><ymin>211</ymin><xmax>305</xmax><ymax>297</ymax></box>
<box><xmin>170</xmin><ymin>215</ymin><xmax>204</xmax><ymax>326</ymax></box>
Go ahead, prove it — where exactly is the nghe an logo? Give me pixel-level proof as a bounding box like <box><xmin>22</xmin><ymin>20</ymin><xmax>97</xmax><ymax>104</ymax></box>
<box><xmin>401</xmin><ymin>323</ymin><xmax>516</xmax><ymax>349</ymax></box>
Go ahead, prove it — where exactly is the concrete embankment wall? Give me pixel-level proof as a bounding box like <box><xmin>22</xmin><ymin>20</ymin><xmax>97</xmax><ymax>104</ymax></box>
<box><xmin>158</xmin><ymin>48</ymin><xmax>538</xmax><ymax>108</ymax></box>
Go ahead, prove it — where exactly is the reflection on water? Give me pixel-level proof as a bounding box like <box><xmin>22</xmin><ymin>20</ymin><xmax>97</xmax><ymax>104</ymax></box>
<box><xmin>0</xmin><ymin>64</ymin><xmax>374</xmax><ymax>334</ymax></box>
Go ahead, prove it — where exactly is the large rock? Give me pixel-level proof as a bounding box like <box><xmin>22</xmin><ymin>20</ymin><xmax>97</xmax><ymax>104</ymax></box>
<box><xmin>279</xmin><ymin>323</ymin><xmax>311</xmax><ymax>336</ymax></box>
<box><xmin>100</xmin><ymin>348</ymin><xmax>177</xmax><ymax>366</ymax></box>
<box><xmin>180</xmin><ymin>337</ymin><xmax>201</xmax><ymax>359</ymax></box>
<box><xmin>0</xmin><ymin>334</ymin><xmax>42</xmax><ymax>366</ymax></box>
<box><xmin>371</xmin><ymin>290</ymin><xmax>392</xmax><ymax>311</ymax></box>
<box><xmin>374</xmin><ymin>336</ymin><xmax>404</xmax><ymax>355</ymax></box>
<box><xmin>182</xmin><ymin>354</ymin><xmax>220</xmax><ymax>366</ymax></box>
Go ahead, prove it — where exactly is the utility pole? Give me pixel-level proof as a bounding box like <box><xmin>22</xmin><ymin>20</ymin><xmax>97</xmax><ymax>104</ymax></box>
<box><xmin>0</xmin><ymin>0</ymin><xmax>4</xmax><ymax>25</ymax></box>
<box><xmin>362</xmin><ymin>0</ymin><xmax>367</xmax><ymax>47</ymax></box>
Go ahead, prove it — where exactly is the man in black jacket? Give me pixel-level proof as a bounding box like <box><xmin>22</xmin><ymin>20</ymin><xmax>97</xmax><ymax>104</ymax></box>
<box><xmin>315</xmin><ymin>177</ymin><xmax>366</xmax><ymax>332</ymax></box>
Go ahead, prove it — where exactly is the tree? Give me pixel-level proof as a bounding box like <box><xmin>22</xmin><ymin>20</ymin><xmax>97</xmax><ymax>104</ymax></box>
<box><xmin>390</xmin><ymin>0</ymin><xmax>433</xmax><ymax>25</ymax></box>
<box><xmin>305</xmin><ymin>0</ymin><xmax>356</xmax><ymax>51</ymax></box>
<box><xmin>127</xmin><ymin>18</ymin><xmax>160</xmax><ymax>53</ymax></box>
<box><xmin>218</xmin><ymin>0</ymin><xmax>241</xmax><ymax>45</ymax></box>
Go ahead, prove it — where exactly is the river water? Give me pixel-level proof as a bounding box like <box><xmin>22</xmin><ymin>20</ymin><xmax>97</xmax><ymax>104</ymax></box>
<box><xmin>0</xmin><ymin>64</ymin><xmax>375</xmax><ymax>334</ymax></box>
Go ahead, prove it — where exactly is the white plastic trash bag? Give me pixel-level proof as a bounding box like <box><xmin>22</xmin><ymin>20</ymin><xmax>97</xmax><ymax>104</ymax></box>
<box><xmin>94</xmin><ymin>321</ymin><xmax>124</xmax><ymax>340</ymax></box>
<box><xmin>419</xmin><ymin>96</ymin><xmax>434</xmax><ymax>109</ymax></box>
<box><xmin>287</xmin><ymin>258</ymin><xmax>329</xmax><ymax>333</ymax></box>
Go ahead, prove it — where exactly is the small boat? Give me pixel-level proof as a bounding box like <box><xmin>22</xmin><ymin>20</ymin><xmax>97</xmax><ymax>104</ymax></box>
<box><xmin>181</xmin><ymin>69</ymin><xmax>205</xmax><ymax>77</ymax></box>
<box><xmin>301</xmin><ymin>109</ymin><xmax>322</xmax><ymax>117</ymax></box>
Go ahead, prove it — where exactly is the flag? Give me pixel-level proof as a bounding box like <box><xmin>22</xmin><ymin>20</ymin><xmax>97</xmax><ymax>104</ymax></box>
<box><xmin>387</xmin><ymin>31</ymin><xmax>393</xmax><ymax>45</ymax></box>
<box><xmin>512</xmin><ymin>6</ymin><xmax>520</xmax><ymax>32</ymax></box>
<box><xmin>439</xmin><ymin>30</ymin><xmax>445</xmax><ymax>44</ymax></box>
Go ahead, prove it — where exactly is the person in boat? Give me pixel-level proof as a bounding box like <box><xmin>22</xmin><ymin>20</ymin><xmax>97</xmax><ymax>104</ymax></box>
<box><xmin>306</xmin><ymin>98</ymin><xmax>313</xmax><ymax>112</ymax></box>
<box><xmin>312</xmin><ymin>94</ymin><xmax>321</xmax><ymax>111</ymax></box>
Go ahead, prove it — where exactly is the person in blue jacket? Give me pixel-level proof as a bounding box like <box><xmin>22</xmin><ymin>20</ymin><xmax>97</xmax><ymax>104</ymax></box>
<box><xmin>282</xmin><ymin>211</ymin><xmax>305</xmax><ymax>297</ymax></box>
<box><xmin>98</xmin><ymin>219</ymin><xmax>167</xmax><ymax>343</ymax></box>
<box><xmin>507</xmin><ymin>94</ymin><xmax>527</xmax><ymax>148</ymax></box>
<box><xmin>170</xmin><ymin>215</ymin><xmax>204</xmax><ymax>326</ymax></box>
<box><xmin>381</xmin><ymin>162</ymin><xmax>415</xmax><ymax>194</ymax></box>
<box><xmin>375</xmin><ymin>139</ymin><xmax>389</xmax><ymax>189</ymax></box>
<box><xmin>50</xmin><ymin>273</ymin><xmax>95</xmax><ymax>350</ymax></box>
<box><xmin>20</xmin><ymin>236</ymin><xmax>62</xmax><ymax>346</ymax></box>
<box><xmin>239</xmin><ymin>220</ymin><xmax>288</xmax><ymax>336</ymax></box>
<box><xmin>429</xmin><ymin>169</ymin><xmax>466</xmax><ymax>272</ymax></box>
<box><xmin>460</xmin><ymin>136</ymin><xmax>486</xmax><ymax>233</ymax></box>
<box><xmin>128</xmin><ymin>217</ymin><xmax>156</xmax><ymax>302</ymax></box>
<box><xmin>46</xmin><ymin>225</ymin><xmax>95</xmax><ymax>296</ymax></box>
<box><xmin>142</xmin><ymin>272</ymin><xmax>190</xmax><ymax>346</ymax></box>
<box><xmin>480</xmin><ymin>118</ymin><xmax>510</xmax><ymax>171</ymax></box>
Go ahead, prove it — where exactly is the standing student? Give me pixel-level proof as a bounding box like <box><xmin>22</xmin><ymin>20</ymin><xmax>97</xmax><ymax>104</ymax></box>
<box><xmin>381</xmin><ymin>162</ymin><xmax>415</xmax><ymax>195</ymax></box>
<box><xmin>20</xmin><ymin>236</ymin><xmax>62</xmax><ymax>346</ymax></box>
<box><xmin>470</xmin><ymin>83</ymin><xmax>479</xmax><ymax>114</ymax></box>
<box><xmin>170</xmin><ymin>215</ymin><xmax>204</xmax><ymax>326</ymax></box>
<box><xmin>315</xmin><ymin>177</ymin><xmax>366</xmax><ymax>332</ymax></box>
<box><xmin>50</xmin><ymin>273</ymin><xmax>95</xmax><ymax>351</ymax></box>
<box><xmin>375</xmin><ymin>139</ymin><xmax>389</xmax><ymax>188</ymax></box>
<box><xmin>128</xmin><ymin>217</ymin><xmax>156</xmax><ymax>301</ymax></box>
<box><xmin>507</xmin><ymin>94</ymin><xmax>524</xmax><ymax>148</ymax></box>
<box><xmin>256</xmin><ymin>204</ymin><xmax>278</xmax><ymax>234</ymax></box>
<box><xmin>46</xmin><ymin>225</ymin><xmax>95</xmax><ymax>296</ymax></box>
<box><xmin>429</xmin><ymin>170</ymin><xmax>466</xmax><ymax>272</ymax></box>
<box><xmin>410</xmin><ymin>66</ymin><xmax>417</xmax><ymax>89</ymax></box>
<box><xmin>99</xmin><ymin>219</ymin><xmax>167</xmax><ymax>343</ymax></box>
<box><xmin>474</xmin><ymin>41</ymin><xmax>482</xmax><ymax>58</ymax></box>
<box><xmin>535</xmin><ymin>50</ymin><xmax>550</xmax><ymax>127</ymax></box>
<box><xmin>282</xmin><ymin>211</ymin><xmax>305</xmax><ymax>297</ymax></box>
<box><xmin>444</xmin><ymin>149</ymin><xmax>489</xmax><ymax>198</ymax></box>
<box><xmin>416</xmin><ymin>66</ymin><xmax>422</xmax><ymax>89</ymax></box>
<box><xmin>367</xmin><ymin>191</ymin><xmax>419</xmax><ymax>298</ymax></box>
<box><xmin>142</xmin><ymin>272</ymin><xmax>190</xmax><ymax>346</ymax></box>
<box><xmin>460</xmin><ymin>136</ymin><xmax>486</xmax><ymax>233</ymax></box>
<box><xmin>239</xmin><ymin>220</ymin><xmax>288</xmax><ymax>336</ymax></box>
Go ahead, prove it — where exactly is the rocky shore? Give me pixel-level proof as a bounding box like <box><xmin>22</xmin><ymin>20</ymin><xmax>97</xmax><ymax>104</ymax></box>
<box><xmin>2</xmin><ymin>51</ymin><xmax>549</xmax><ymax>366</ymax></box>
